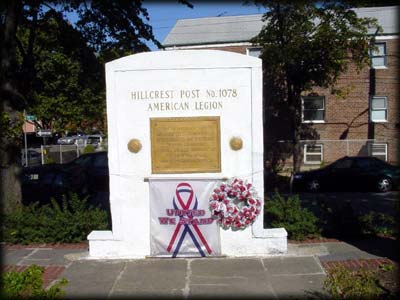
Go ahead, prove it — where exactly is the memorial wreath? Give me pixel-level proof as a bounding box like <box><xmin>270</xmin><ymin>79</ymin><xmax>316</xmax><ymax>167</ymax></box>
<box><xmin>209</xmin><ymin>178</ymin><xmax>262</xmax><ymax>230</ymax></box>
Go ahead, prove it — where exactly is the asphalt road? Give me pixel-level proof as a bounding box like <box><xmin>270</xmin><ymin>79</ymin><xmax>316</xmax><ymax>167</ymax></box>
<box><xmin>295</xmin><ymin>191</ymin><xmax>399</xmax><ymax>216</ymax></box>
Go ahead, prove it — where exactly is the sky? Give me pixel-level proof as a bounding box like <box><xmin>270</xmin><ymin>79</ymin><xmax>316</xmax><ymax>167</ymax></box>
<box><xmin>143</xmin><ymin>1</ymin><xmax>265</xmax><ymax>51</ymax></box>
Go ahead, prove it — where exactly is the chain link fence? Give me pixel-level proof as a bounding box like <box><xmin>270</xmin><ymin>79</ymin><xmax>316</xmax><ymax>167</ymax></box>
<box><xmin>21</xmin><ymin>140</ymin><xmax>108</xmax><ymax>166</ymax></box>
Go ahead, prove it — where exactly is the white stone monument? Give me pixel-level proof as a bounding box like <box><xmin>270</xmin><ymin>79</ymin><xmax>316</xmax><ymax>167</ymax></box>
<box><xmin>88</xmin><ymin>50</ymin><xmax>287</xmax><ymax>258</ymax></box>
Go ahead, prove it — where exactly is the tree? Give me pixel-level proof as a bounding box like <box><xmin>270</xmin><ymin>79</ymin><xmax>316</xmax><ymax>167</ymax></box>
<box><xmin>251</xmin><ymin>1</ymin><xmax>379</xmax><ymax>172</ymax></box>
<box><xmin>18</xmin><ymin>10</ymin><xmax>105</xmax><ymax>132</ymax></box>
<box><xmin>0</xmin><ymin>0</ymin><xmax>193</xmax><ymax>212</ymax></box>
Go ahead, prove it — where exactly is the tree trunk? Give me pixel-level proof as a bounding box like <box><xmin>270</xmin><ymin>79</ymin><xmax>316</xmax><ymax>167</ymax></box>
<box><xmin>0</xmin><ymin>101</ymin><xmax>23</xmax><ymax>213</ymax></box>
<box><xmin>290</xmin><ymin>90</ymin><xmax>302</xmax><ymax>173</ymax></box>
<box><xmin>1</xmin><ymin>1</ymin><xmax>23</xmax><ymax>213</ymax></box>
<box><xmin>0</xmin><ymin>152</ymin><xmax>22</xmax><ymax>213</ymax></box>
<box><xmin>292</xmin><ymin>127</ymin><xmax>302</xmax><ymax>173</ymax></box>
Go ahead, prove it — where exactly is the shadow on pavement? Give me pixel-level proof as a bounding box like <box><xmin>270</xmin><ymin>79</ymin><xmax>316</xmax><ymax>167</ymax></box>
<box><xmin>341</xmin><ymin>236</ymin><xmax>400</xmax><ymax>263</ymax></box>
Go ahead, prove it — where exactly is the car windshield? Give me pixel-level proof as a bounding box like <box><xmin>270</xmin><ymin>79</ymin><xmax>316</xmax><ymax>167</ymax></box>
<box><xmin>87</xmin><ymin>137</ymin><xmax>100</xmax><ymax>143</ymax></box>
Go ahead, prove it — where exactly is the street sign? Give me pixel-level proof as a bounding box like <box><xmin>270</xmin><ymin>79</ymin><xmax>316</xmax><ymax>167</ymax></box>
<box><xmin>26</xmin><ymin>115</ymin><xmax>36</xmax><ymax>121</ymax></box>
<box><xmin>36</xmin><ymin>129</ymin><xmax>53</xmax><ymax>137</ymax></box>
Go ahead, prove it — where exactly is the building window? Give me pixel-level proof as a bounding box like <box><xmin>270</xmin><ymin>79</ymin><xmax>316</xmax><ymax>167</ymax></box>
<box><xmin>304</xmin><ymin>144</ymin><xmax>323</xmax><ymax>164</ymax></box>
<box><xmin>370</xmin><ymin>42</ymin><xmax>387</xmax><ymax>68</ymax></box>
<box><xmin>370</xmin><ymin>96</ymin><xmax>388</xmax><ymax>122</ymax></box>
<box><xmin>247</xmin><ymin>47</ymin><xmax>261</xmax><ymax>58</ymax></box>
<box><xmin>370</xmin><ymin>143</ymin><xmax>387</xmax><ymax>161</ymax></box>
<box><xmin>302</xmin><ymin>96</ymin><xmax>325</xmax><ymax>122</ymax></box>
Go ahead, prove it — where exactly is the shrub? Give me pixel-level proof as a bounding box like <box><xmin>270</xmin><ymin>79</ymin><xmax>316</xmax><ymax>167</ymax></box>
<box><xmin>265</xmin><ymin>192</ymin><xmax>320</xmax><ymax>240</ymax></box>
<box><xmin>2</xmin><ymin>193</ymin><xmax>109</xmax><ymax>244</ymax></box>
<box><xmin>320</xmin><ymin>201</ymin><xmax>362</xmax><ymax>237</ymax></box>
<box><xmin>359</xmin><ymin>212</ymin><xmax>397</xmax><ymax>237</ymax></box>
<box><xmin>3</xmin><ymin>265</ymin><xmax>68</xmax><ymax>299</ymax></box>
<box><xmin>83</xmin><ymin>144</ymin><xmax>95</xmax><ymax>154</ymax></box>
<box><xmin>44</xmin><ymin>155</ymin><xmax>55</xmax><ymax>164</ymax></box>
<box><xmin>324</xmin><ymin>266</ymin><xmax>384</xmax><ymax>299</ymax></box>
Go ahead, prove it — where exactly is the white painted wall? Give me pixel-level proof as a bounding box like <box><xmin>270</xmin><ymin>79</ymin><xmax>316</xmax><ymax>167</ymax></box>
<box><xmin>88</xmin><ymin>50</ymin><xmax>287</xmax><ymax>258</ymax></box>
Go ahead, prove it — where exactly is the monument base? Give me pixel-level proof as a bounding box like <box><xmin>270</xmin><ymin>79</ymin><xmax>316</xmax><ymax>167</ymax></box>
<box><xmin>221</xmin><ymin>228</ymin><xmax>287</xmax><ymax>256</ymax></box>
<box><xmin>87</xmin><ymin>228</ymin><xmax>287</xmax><ymax>259</ymax></box>
<box><xmin>87</xmin><ymin>231</ymin><xmax>147</xmax><ymax>259</ymax></box>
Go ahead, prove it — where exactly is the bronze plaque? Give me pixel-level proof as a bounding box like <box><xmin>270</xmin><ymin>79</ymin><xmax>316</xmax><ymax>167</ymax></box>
<box><xmin>150</xmin><ymin>117</ymin><xmax>221</xmax><ymax>174</ymax></box>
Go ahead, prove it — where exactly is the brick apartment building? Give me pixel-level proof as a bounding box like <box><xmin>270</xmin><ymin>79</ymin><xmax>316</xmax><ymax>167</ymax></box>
<box><xmin>163</xmin><ymin>6</ymin><xmax>399</xmax><ymax>169</ymax></box>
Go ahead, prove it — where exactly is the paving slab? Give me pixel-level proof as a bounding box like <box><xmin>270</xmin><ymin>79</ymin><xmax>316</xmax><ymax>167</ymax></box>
<box><xmin>263</xmin><ymin>256</ymin><xmax>325</xmax><ymax>275</ymax></box>
<box><xmin>3</xmin><ymin>249</ymin><xmax>33</xmax><ymax>265</ymax></box>
<box><xmin>189</xmin><ymin>282</ymin><xmax>275</xmax><ymax>299</ymax></box>
<box><xmin>287</xmin><ymin>243</ymin><xmax>329</xmax><ymax>256</ymax></box>
<box><xmin>110</xmin><ymin>259</ymin><xmax>187</xmax><ymax>298</ymax></box>
<box><xmin>191</xmin><ymin>258</ymin><xmax>265</xmax><ymax>276</ymax></box>
<box><xmin>189</xmin><ymin>258</ymin><xmax>275</xmax><ymax>298</ymax></box>
<box><xmin>319</xmin><ymin>242</ymin><xmax>379</xmax><ymax>262</ymax></box>
<box><xmin>61</xmin><ymin>260</ymin><xmax>125</xmax><ymax>298</ymax></box>
<box><xmin>20</xmin><ymin>249</ymin><xmax>86</xmax><ymax>266</ymax></box>
<box><xmin>269</xmin><ymin>274</ymin><xmax>328</xmax><ymax>299</ymax></box>
<box><xmin>340</xmin><ymin>237</ymin><xmax>399</xmax><ymax>262</ymax></box>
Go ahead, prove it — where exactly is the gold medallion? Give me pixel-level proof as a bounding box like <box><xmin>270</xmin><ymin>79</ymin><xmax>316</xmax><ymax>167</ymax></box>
<box><xmin>230</xmin><ymin>137</ymin><xmax>243</xmax><ymax>151</ymax></box>
<box><xmin>127</xmin><ymin>139</ymin><xmax>142</xmax><ymax>153</ymax></box>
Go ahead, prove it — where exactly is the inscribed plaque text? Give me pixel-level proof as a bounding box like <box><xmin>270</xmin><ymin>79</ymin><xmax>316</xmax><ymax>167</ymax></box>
<box><xmin>150</xmin><ymin>117</ymin><xmax>221</xmax><ymax>173</ymax></box>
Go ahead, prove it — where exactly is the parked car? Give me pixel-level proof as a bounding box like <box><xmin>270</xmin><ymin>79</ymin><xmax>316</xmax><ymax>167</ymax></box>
<box><xmin>85</xmin><ymin>134</ymin><xmax>104</xmax><ymax>148</ymax></box>
<box><xmin>66</xmin><ymin>151</ymin><xmax>109</xmax><ymax>193</ymax></box>
<box><xmin>291</xmin><ymin>156</ymin><xmax>400</xmax><ymax>193</ymax></box>
<box><xmin>20</xmin><ymin>149</ymin><xmax>41</xmax><ymax>167</ymax></box>
<box><xmin>21</xmin><ymin>152</ymin><xmax>109</xmax><ymax>205</ymax></box>
<box><xmin>57</xmin><ymin>131</ymin><xmax>85</xmax><ymax>145</ymax></box>
<box><xmin>21</xmin><ymin>164</ymin><xmax>87</xmax><ymax>205</ymax></box>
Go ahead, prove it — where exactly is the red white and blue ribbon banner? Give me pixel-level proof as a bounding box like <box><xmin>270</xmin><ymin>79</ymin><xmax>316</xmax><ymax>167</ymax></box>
<box><xmin>150</xmin><ymin>179</ymin><xmax>221</xmax><ymax>257</ymax></box>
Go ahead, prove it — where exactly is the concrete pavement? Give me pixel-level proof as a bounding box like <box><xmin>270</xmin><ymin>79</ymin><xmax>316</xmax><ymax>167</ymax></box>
<box><xmin>60</xmin><ymin>256</ymin><xmax>327</xmax><ymax>299</ymax></box>
<box><xmin>3</xmin><ymin>238</ymin><xmax>397</xmax><ymax>299</ymax></box>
